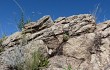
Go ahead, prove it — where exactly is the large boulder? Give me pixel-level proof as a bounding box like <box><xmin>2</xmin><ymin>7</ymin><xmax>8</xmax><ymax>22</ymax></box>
<box><xmin>1</xmin><ymin>14</ymin><xmax>110</xmax><ymax>70</ymax></box>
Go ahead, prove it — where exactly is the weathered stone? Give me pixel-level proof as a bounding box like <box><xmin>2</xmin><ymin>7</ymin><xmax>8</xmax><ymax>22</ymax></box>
<box><xmin>23</xmin><ymin>15</ymin><xmax>54</xmax><ymax>33</ymax></box>
<box><xmin>96</xmin><ymin>20</ymin><xmax>110</xmax><ymax>31</ymax></box>
<box><xmin>24</xmin><ymin>22</ymin><xmax>37</xmax><ymax>29</ymax></box>
<box><xmin>2</xmin><ymin>14</ymin><xmax>110</xmax><ymax>70</ymax></box>
<box><xmin>43</xmin><ymin>55</ymin><xmax>82</xmax><ymax>70</ymax></box>
<box><xmin>2</xmin><ymin>32</ymin><xmax>22</xmax><ymax>48</ymax></box>
<box><xmin>0</xmin><ymin>40</ymin><xmax>48</xmax><ymax>70</ymax></box>
<box><xmin>54</xmin><ymin>17</ymin><xmax>65</xmax><ymax>23</ymax></box>
<box><xmin>63</xmin><ymin>33</ymin><xmax>95</xmax><ymax>59</ymax></box>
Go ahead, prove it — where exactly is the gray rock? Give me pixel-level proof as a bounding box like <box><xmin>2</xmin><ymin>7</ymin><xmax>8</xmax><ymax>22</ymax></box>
<box><xmin>2</xmin><ymin>32</ymin><xmax>22</xmax><ymax>48</ymax></box>
<box><xmin>0</xmin><ymin>40</ymin><xmax>48</xmax><ymax>70</ymax></box>
<box><xmin>23</xmin><ymin>15</ymin><xmax>54</xmax><ymax>33</ymax></box>
<box><xmin>54</xmin><ymin>17</ymin><xmax>65</xmax><ymax>23</ymax></box>
<box><xmin>2</xmin><ymin>14</ymin><xmax>110</xmax><ymax>70</ymax></box>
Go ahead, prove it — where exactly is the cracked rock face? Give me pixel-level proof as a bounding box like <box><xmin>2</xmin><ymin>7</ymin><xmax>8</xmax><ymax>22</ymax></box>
<box><xmin>1</xmin><ymin>14</ymin><xmax>110</xmax><ymax>70</ymax></box>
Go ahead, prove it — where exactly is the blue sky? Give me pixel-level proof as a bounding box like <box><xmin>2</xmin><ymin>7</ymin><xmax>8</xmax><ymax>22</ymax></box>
<box><xmin>0</xmin><ymin>0</ymin><xmax>109</xmax><ymax>38</ymax></box>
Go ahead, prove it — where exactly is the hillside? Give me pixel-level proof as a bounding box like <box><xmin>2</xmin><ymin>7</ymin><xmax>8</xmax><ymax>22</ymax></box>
<box><xmin>0</xmin><ymin>14</ymin><xmax>110</xmax><ymax>70</ymax></box>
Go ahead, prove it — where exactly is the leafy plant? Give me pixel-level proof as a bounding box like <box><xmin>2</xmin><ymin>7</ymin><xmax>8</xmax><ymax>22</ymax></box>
<box><xmin>16</xmin><ymin>51</ymin><xmax>49</xmax><ymax>70</ymax></box>
<box><xmin>0</xmin><ymin>33</ymin><xmax>7</xmax><ymax>53</ymax></box>
<box><xmin>0</xmin><ymin>39</ymin><xmax>3</xmax><ymax>47</ymax></box>
<box><xmin>20</xmin><ymin>33</ymin><xmax>28</xmax><ymax>46</ymax></box>
<box><xmin>63</xmin><ymin>33</ymin><xmax>69</xmax><ymax>42</ymax></box>
<box><xmin>0</xmin><ymin>47</ymin><xmax>4</xmax><ymax>53</ymax></box>
<box><xmin>64</xmin><ymin>64</ymin><xmax>72</xmax><ymax>70</ymax></box>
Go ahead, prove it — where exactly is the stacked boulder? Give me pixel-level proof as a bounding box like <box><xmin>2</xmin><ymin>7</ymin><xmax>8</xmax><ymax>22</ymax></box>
<box><xmin>1</xmin><ymin>14</ymin><xmax>110</xmax><ymax>70</ymax></box>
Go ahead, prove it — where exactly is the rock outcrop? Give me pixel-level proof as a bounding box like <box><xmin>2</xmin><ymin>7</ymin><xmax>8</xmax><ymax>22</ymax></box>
<box><xmin>1</xmin><ymin>14</ymin><xmax>110</xmax><ymax>70</ymax></box>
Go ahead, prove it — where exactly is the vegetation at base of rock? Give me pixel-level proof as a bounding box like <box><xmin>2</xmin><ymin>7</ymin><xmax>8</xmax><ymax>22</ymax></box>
<box><xmin>64</xmin><ymin>64</ymin><xmax>72</xmax><ymax>70</ymax></box>
<box><xmin>0</xmin><ymin>47</ymin><xmax>4</xmax><ymax>53</ymax></box>
<box><xmin>0</xmin><ymin>33</ymin><xmax>7</xmax><ymax>45</ymax></box>
<box><xmin>63</xmin><ymin>30</ymin><xmax>69</xmax><ymax>42</ymax></box>
<box><xmin>63</xmin><ymin>34</ymin><xmax>69</xmax><ymax>42</ymax></box>
<box><xmin>20</xmin><ymin>33</ymin><xmax>28</xmax><ymax>46</ymax></box>
<box><xmin>15</xmin><ymin>51</ymin><xmax>49</xmax><ymax>70</ymax></box>
<box><xmin>0</xmin><ymin>34</ymin><xmax>7</xmax><ymax>53</ymax></box>
<box><xmin>0</xmin><ymin>39</ymin><xmax>2</xmax><ymax>47</ymax></box>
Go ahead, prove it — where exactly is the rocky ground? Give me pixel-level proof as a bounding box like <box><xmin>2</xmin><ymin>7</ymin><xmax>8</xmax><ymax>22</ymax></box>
<box><xmin>0</xmin><ymin>14</ymin><xmax>110</xmax><ymax>70</ymax></box>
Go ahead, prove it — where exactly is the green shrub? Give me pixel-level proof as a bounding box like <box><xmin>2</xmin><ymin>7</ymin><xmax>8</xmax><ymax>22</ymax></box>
<box><xmin>0</xmin><ymin>47</ymin><xmax>4</xmax><ymax>53</ymax></box>
<box><xmin>16</xmin><ymin>51</ymin><xmax>49</xmax><ymax>70</ymax></box>
<box><xmin>63</xmin><ymin>34</ymin><xmax>69</xmax><ymax>42</ymax></box>
<box><xmin>0</xmin><ymin>34</ymin><xmax>6</xmax><ymax>53</ymax></box>
<box><xmin>64</xmin><ymin>64</ymin><xmax>72</xmax><ymax>70</ymax></box>
<box><xmin>20</xmin><ymin>33</ymin><xmax>28</xmax><ymax>46</ymax></box>
<box><xmin>0</xmin><ymin>39</ymin><xmax>3</xmax><ymax>46</ymax></box>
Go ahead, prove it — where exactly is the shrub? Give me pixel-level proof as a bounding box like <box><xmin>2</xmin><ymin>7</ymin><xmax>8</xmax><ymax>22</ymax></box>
<box><xmin>0</xmin><ymin>34</ymin><xmax>7</xmax><ymax>53</ymax></box>
<box><xmin>16</xmin><ymin>51</ymin><xmax>49</xmax><ymax>70</ymax></box>
<box><xmin>63</xmin><ymin>33</ymin><xmax>69</xmax><ymax>42</ymax></box>
<box><xmin>0</xmin><ymin>39</ymin><xmax>3</xmax><ymax>47</ymax></box>
<box><xmin>20</xmin><ymin>33</ymin><xmax>28</xmax><ymax>46</ymax></box>
<box><xmin>0</xmin><ymin>47</ymin><xmax>4</xmax><ymax>53</ymax></box>
<box><xmin>64</xmin><ymin>64</ymin><xmax>72</xmax><ymax>70</ymax></box>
